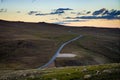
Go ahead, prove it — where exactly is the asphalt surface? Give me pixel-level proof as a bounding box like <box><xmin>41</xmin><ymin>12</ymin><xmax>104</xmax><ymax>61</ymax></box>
<box><xmin>38</xmin><ymin>35</ymin><xmax>83</xmax><ymax>69</ymax></box>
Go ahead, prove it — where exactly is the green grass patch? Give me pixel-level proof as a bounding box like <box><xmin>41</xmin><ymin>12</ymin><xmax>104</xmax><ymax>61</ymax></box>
<box><xmin>0</xmin><ymin>63</ymin><xmax>119</xmax><ymax>80</ymax></box>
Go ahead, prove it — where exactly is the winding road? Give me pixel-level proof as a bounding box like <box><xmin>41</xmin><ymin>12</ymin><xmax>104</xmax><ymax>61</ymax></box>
<box><xmin>38</xmin><ymin>35</ymin><xmax>83</xmax><ymax>69</ymax></box>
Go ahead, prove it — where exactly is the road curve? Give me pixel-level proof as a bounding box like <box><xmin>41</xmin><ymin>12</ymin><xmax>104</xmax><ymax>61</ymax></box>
<box><xmin>38</xmin><ymin>35</ymin><xmax>83</xmax><ymax>69</ymax></box>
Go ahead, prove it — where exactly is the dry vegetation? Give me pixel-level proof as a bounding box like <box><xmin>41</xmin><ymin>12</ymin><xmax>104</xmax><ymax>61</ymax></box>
<box><xmin>0</xmin><ymin>63</ymin><xmax>120</xmax><ymax>80</ymax></box>
<box><xmin>56</xmin><ymin>27</ymin><xmax>120</xmax><ymax>67</ymax></box>
<box><xmin>0</xmin><ymin>20</ymin><xmax>120</xmax><ymax>70</ymax></box>
<box><xmin>0</xmin><ymin>20</ymin><xmax>77</xmax><ymax>69</ymax></box>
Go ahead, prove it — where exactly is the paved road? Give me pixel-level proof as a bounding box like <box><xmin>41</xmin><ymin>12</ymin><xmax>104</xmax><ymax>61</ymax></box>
<box><xmin>38</xmin><ymin>35</ymin><xmax>83</xmax><ymax>69</ymax></box>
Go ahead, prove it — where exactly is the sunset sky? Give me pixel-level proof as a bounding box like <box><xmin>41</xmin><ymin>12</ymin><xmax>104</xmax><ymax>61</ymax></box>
<box><xmin>0</xmin><ymin>0</ymin><xmax>120</xmax><ymax>28</ymax></box>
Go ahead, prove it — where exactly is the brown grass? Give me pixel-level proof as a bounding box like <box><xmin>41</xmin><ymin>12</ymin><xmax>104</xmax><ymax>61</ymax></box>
<box><xmin>0</xmin><ymin>20</ymin><xmax>120</xmax><ymax>69</ymax></box>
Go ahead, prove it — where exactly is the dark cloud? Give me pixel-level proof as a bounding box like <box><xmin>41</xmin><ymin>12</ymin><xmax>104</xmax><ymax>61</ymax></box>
<box><xmin>108</xmin><ymin>9</ymin><xmax>120</xmax><ymax>16</ymax></box>
<box><xmin>50</xmin><ymin>10</ymin><xmax>64</xmax><ymax>15</ymax></box>
<box><xmin>92</xmin><ymin>8</ymin><xmax>120</xmax><ymax>17</ymax></box>
<box><xmin>56</xmin><ymin>8</ymin><xmax>73</xmax><ymax>11</ymax></box>
<box><xmin>86</xmin><ymin>11</ymin><xmax>91</xmax><ymax>14</ymax></box>
<box><xmin>17</xmin><ymin>11</ymin><xmax>21</xmax><ymax>13</ymax></box>
<box><xmin>28</xmin><ymin>10</ymin><xmax>50</xmax><ymax>16</ymax></box>
<box><xmin>28</xmin><ymin>11</ymin><xmax>38</xmax><ymax>15</ymax></box>
<box><xmin>64</xmin><ymin>19</ymin><xmax>80</xmax><ymax>22</ymax></box>
<box><xmin>65</xmin><ymin>17</ymin><xmax>74</xmax><ymax>19</ymax></box>
<box><xmin>74</xmin><ymin>8</ymin><xmax>120</xmax><ymax>19</ymax></box>
<box><xmin>76</xmin><ymin>16</ymin><xmax>99</xmax><ymax>19</ymax></box>
<box><xmin>0</xmin><ymin>9</ymin><xmax>4</xmax><ymax>12</ymax></box>
<box><xmin>28</xmin><ymin>8</ymin><xmax>73</xmax><ymax>16</ymax></box>
<box><xmin>50</xmin><ymin>8</ymin><xmax>73</xmax><ymax>15</ymax></box>
<box><xmin>33</xmin><ymin>10</ymin><xmax>65</xmax><ymax>16</ymax></box>
<box><xmin>71</xmin><ymin>12</ymin><xmax>76</xmax><ymax>14</ymax></box>
<box><xmin>77</xmin><ymin>12</ymin><xmax>81</xmax><ymax>15</ymax></box>
<box><xmin>35</xmin><ymin>13</ymin><xmax>49</xmax><ymax>16</ymax></box>
<box><xmin>28</xmin><ymin>8</ymin><xmax>120</xmax><ymax>20</ymax></box>
<box><xmin>102</xmin><ymin>10</ymin><xmax>109</xmax><ymax>15</ymax></box>
<box><xmin>0</xmin><ymin>8</ymin><xmax>7</xmax><ymax>12</ymax></box>
<box><xmin>77</xmin><ymin>12</ymin><xmax>87</xmax><ymax>15</ymax></box>
<box><xmin>92</xmin><ymin>8</ymin><xmax>106</xmax><ymax>15</ymax></box>
<box><xmin>77</xmin><ymin>10</ymin><xmax>91</xmax><ymax>15</ymax></box>
<box><xmin>76</xmin><ymin>15</ymin><xmax>120</xmax><ymax>19</ymax></box>
<box><xmin>63</xmin><ymin>19</ymin><xmax>88</xmax><ymax>22</ymax></box>
<box><xmin>90</xmin><ymin>9</ymin><xmax>120</xmax><ymax>19</ymax></box>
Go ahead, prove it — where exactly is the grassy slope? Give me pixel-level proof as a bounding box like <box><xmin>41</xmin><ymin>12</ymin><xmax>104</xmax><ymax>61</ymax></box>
<box><xmin>56</xmin><ymin>27</ymin><xmax>120</xmax><ymax>67</ymax></box>
<box><xmin>0</xmin><ymin>63</ymin><xmax>120</xmax><ymax>80</ymax></box>
<box><xmin>0</xmin><ymin>20</ymin><xmax>120</xmax><ymax>69</ymax></box>
<box><xmin>0</xmin><ymin>20</ymin><xmax>78</xmax><ymax>69</ymax></box>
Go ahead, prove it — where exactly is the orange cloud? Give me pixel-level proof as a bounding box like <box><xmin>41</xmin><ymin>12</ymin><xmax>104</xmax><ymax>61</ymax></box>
<box><xmin>65</xmin><ymin>19</ymin><xmax>120</xmax><ymax>28</ymax></box>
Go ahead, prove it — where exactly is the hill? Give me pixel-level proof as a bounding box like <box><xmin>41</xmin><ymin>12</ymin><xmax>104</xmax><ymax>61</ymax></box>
<box><xmin>0</xmin><ymin>20</ymin><xmax>120</xmax><ymax>69</ymax></box>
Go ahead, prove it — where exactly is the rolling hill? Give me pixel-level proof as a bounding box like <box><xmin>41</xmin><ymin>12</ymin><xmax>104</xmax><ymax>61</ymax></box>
<box><xmin>0</xmin><ymin>20</ymin><xmax>120</xmax><ymax>70</ymax></box>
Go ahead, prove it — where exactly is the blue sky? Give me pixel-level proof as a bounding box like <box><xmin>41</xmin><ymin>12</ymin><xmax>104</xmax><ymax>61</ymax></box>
<box><xmin>0</xmin><ymin>0</ymin><xmax>120</xmax><ymax>11</ymax></box>
<box><xmin>0</xmin><ymin>0</ymin><xmax>120</xmax><ymax>28</ymax></box>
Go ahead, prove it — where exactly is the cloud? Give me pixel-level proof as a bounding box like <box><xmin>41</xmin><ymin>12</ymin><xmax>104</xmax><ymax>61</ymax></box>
<box><xmin>17</xmin><ymin>11</ymin><xmax>21</xmax><ymax>13</ymax></box>
<box><xmin>27</xmin><ymin>8</ymin><xmax>120</xmax><ymax>20</ymax></box>
<box><xmin>50</xmin><ymin>10</ymin><xmax>65</xmax><ymax>15</ymax></box>
<box><xmin>65</xmin><ymin>17</ymin><xmax>75</xmax><ymax>19</ymax></box>
<box><xmin>76</xmin><ymin>15</ymin><xmax>120</xmax><ymax>19</ymax></box>
<box><xmin>76</xmin><ymin>10</ymin><xmax>91</xmax><ymax>15</ymax></box>
<box><xmin>56</xmin><ymin>8</ymin><xmax>73</xmax><ymax>11</ymax></box>
<box><xmin>63</xmin><ymin>19</ymin><xmax>88</xmax><ymax>23</ymax></box>
<box><xmin>86</xmin><ymin>11</ymin><xmax>91</xmax><ymax>14</ymax></box>
<box><xmin>50</xmin><ymin>8</ymin><xmax>73</xmax><ymax>15</ymax></box>
<box><xmin>28</xmin><ymin>11</ymin><xmax>38</xmax><ymax>15</ymax></box>
<box><xmin>53</xmin><ymin>19</ymin><xmax>88</xmax><ymax>25</ymax></box>
<box><xmin>28</xmin><ymin>10</ymin><xmax>50</xmax><ymax>16</ymax></box>
<box><xmin>53</xmin><ymin>22</ymin><xmax>68</xmax><ymax>25</ymax></box>
<box><xmin>92</xmin><ymin>8</ymin><xmax>106</xmax><ymax>15</ymax></box>
<box><xmin>35</xmin><ymin>13</ymin><xmax>49</xmax><ymax>16</ymax></box>
<box><xmin>66</xmin><ymin>8</ymin><xmax>120</xmax><ymax>20</ymax></box>
<box><xmin>108</xmin><ymin>9</ymin><xmax>120</xmax><ymax>16</ymax></box>
<box><xmin>102</xmin><ymin>10</ymin><xmax>109</xmax><ymax>15</ymax></box>
<box><xmin>71</xmin><ymin>12</ymin><xmax>76</xmax><ymax>14</ymax></box>
<box><xmin>92</xmin><ymin>8</ymin><xmax>120</xmax><ymax>17</ymax></box>
<box><xmin>0</xmin><ymin>8</ymin><xmax>7</xmax><ymax>12</ymax></box>
<box><xmin>28</xmin><ymin>8</ymin><xmax>73</xmax><ymax>16</ymax></box>
<box><xmin>64</xmin><ymin>19</ymin><xmax>80</xmax><ymax>22</ymax></box>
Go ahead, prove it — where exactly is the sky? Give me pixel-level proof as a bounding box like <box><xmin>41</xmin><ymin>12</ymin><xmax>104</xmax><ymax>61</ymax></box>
<box><xmin>0</xmin><ymin>0</ymin><xmax>120</xmax><ymax>28</ymax></box>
